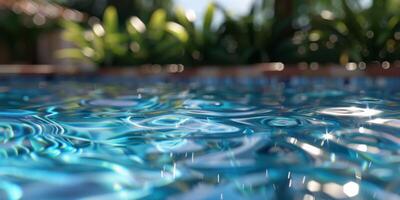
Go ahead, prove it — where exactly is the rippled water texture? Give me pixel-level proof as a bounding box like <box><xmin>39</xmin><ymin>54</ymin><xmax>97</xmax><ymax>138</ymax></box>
<box><xmin>1</xmin><ymin>75</ymin><xmax>400</xmax><ymax>200</ymax></box>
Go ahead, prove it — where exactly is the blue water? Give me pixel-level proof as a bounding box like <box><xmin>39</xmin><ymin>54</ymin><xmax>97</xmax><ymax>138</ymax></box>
<box><xmin>0</xmin><ymin>75</ymin><xmax>400</xmax><ymax>200</ymax></box>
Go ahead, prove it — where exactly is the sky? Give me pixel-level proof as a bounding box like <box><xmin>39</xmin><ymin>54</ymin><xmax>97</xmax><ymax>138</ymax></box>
<box><xmin>174</xmin><ymin>0</ymin><xmax>255</xmax><ymax>24</ymax></box>
<box><xmin>175</xmin><ymin>0</ymin><xmax>254</xmax><ymax>15</ymax></box>
<box><xmin>174</xmin><ymin>0</ymin><xmax>373</xmax><ymax>17</ymax></box>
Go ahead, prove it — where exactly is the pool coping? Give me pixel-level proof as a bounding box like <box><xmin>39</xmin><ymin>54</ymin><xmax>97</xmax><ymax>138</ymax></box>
<box><xmin>0</xmin><ymin>63</ymin><xmax>399</xmax><ymax>77</ymax></box>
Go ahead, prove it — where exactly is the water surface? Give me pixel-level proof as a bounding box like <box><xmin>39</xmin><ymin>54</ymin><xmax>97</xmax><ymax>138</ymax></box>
<box><xmin>0</xmin><ymin>75</ymin><xmax>399</xmax><ymax>200</ymax></box>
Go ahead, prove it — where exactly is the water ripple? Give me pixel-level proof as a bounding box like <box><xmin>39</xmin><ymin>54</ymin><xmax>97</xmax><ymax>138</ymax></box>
<box><xmin>0</xmin><ymin>77</ymin><xmax>399</xmax><ymax>199</ymax></box>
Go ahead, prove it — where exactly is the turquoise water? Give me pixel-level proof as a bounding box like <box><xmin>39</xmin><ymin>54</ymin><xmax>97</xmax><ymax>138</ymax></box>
<box><xmin>0</xmin><ymin>75</ymin><xmax>400</xmax><ymax>200</ymax></box>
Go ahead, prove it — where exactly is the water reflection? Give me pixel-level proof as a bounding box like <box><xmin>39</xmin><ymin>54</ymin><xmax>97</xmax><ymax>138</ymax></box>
<box><xmin>0</xmin><ymin>76</ymin><xmax>399</xmax><ymax>199</ymax></box>
<box><xmin>367</xmin><ymin>118</ymin><xmax>400</xmax><ymax>128</ymax></box>
<box><xmin>318</xmin><ymin>107</ymin><xmax>382</xmax><ymax>117</ymax></box>
<box><xmin>343</xmin><ymin>181</ymin><xmax>359</xmax><ymax>197</ymax></box>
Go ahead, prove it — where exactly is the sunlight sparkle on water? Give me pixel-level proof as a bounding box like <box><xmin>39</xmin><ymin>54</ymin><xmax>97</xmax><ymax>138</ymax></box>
<box><xmin>343</xmin><ymin>182</ymin><xmax>360</xmax><ymax>197</ymax></box>
<box><xmin>0</xmin><ymin>76</ymin><xmax>399</xmax><ymax>199</ymax></box>
<box><xmin>319</xmin><ymin>107</ymin><xmax>382</xmax><ymax>117</ymax></box>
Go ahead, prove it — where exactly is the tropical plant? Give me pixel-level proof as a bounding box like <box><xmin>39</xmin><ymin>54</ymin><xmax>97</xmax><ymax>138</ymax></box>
<box><xmin>57</xmin><ymin>6</ymin><xmax>189</xmax><ymax>66</ymax></box>
<box><xmin>57</xmin><ymin>7</ymin><xmax>127</xmax><ymax>65</ymax></box>
<box><xmin>124</xmin><ymin>8</ymin><xmax>189</xmax><ymax>65</ymax></box>
<box><xmin>58</xmin><ymin>0</ymin><xmax>299</xmax><ymax>67</ymax></box>
<box><xmin>297</xmin><ymin>0</ymin><xmax>400</xmax><ymax>63</ymax></box>
<box><xmin>57</xmin><ymin>0</ymin><xmax>400</xmax><ymax>67</ymax></box>
<box><xmin>172</xmin><ymin>3</ymin><xmax>244</xmax><ymax>65</ymax></box>
<box><xmin>215</xmin><ymin>0</ymin><xmax>297</xmax><ymax>64</ymax></box>
<box><xmin>171</xmin><ymin>0</ymin><xmax>297</xmax><ymax>65</ymax></box>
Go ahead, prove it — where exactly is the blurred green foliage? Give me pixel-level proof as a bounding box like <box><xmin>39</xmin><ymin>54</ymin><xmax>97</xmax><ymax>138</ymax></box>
<box><xmin>59</xmin><ymin>0</ymin><xmax>400</xmax><ymax>67</ymax></box>
<box><xmin>57</xmin><ymin>6</ymin><xmax>189</xmax><ymax>65</ymax></box>
<box><xmin>1</xmin><ymin>0</ymin><xmax>400</xmax><ymax>66</ymax></box>
<box><xmin>296</xmin><ymin>0</ymin><xmax>400</xmax><ymax>64</ymax></box>
<box><xmin>58</xmin><ymin>0</ymin><xmax>297</xmax><ymax>66</ymax></box>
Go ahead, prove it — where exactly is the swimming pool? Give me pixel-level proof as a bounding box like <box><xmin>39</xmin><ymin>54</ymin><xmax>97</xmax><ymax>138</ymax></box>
<box><xmin>0</xmin><ymin>75</ymin><xmax>399</xmax><ymax>200</ymax></box>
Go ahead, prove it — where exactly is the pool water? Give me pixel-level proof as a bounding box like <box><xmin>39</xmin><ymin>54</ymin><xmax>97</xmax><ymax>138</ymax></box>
<box><xmin>0</xmin><ymin>75</ymin><xmax>400</xmax><ymax>200</ymax></box>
